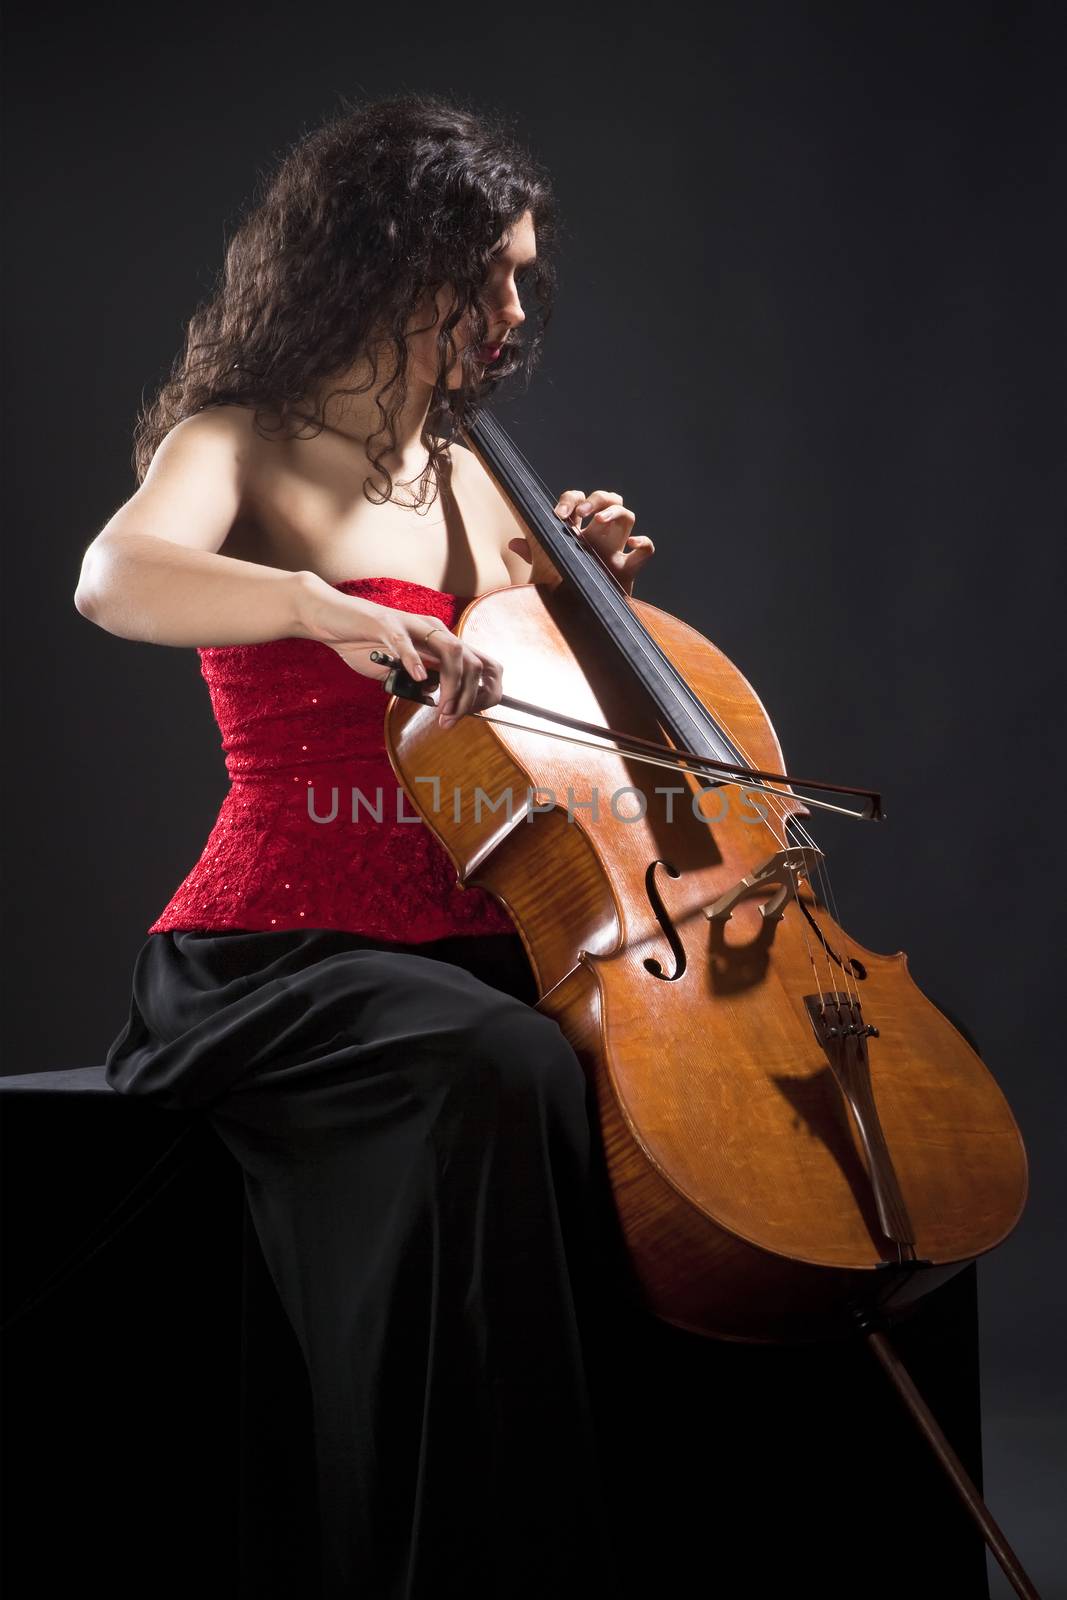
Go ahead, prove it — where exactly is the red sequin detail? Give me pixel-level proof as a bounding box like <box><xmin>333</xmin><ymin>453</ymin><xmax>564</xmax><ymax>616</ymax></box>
<box><xmin>147</xmin><ymin>577</ymin><xmax>515</xmax><ymax>942</ymax></box>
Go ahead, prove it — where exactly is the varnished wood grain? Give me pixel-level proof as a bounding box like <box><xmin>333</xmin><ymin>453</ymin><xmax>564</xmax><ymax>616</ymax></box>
<box><xmin>384</xmin><ymin>583</ymin><xmax>1028</xmax><ymax>1344</ymax></box>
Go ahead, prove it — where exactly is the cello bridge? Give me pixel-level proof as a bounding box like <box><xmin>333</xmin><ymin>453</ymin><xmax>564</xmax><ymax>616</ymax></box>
<box><xmin>703</xmin><ymin>847</ymin><xmax>824</xmax><ymax>929</ymax></box>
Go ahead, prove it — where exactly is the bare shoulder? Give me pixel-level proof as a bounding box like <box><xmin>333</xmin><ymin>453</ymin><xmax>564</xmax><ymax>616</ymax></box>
<box><xmin>93</xmin><ymin>405</ymin><xmax>269</xmax><ymax>559</ymax></box>
<box><xmin>149</xmin><ymin>403</ymin><xmax>262</xmax><ymax>470</ymax></box>
<box><xmin>158</xmin><ymin>402</ymin><xmax>258</xmax><ymax>447</ymax></box>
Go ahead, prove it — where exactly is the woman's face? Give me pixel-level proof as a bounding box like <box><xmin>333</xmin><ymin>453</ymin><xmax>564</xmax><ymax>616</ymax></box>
<box><xmin>406</xmin><ymin>208</ymin><xmax>538</xmax><ymax>390</ymax></box>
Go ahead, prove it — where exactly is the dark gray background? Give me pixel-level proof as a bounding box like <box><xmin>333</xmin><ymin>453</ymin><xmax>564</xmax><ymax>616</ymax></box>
<box><xmin>4</xmin><ymin>1</ymin><xmax>1064</xmax><ymax>1592</ymax></box>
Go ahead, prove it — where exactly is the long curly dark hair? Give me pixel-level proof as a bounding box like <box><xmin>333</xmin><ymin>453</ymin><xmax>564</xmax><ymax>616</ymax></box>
<box><xmin>133</xmin><ymin>92</ymin><xmax>559</xmax><ymax>509</ymax></box>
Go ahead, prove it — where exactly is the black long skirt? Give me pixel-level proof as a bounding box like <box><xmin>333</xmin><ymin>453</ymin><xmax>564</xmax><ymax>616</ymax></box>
<box><xmin>103</xmin><ymin>926</ymin><xmax>991</xmax><ymax>1600</ymax></box>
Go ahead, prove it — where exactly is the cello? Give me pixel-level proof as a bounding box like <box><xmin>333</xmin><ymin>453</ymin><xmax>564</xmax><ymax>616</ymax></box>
<box><xmin>370</xmin><ymin>407</ymin><xmax>1038</xmax><ymax>1599</ymax></box>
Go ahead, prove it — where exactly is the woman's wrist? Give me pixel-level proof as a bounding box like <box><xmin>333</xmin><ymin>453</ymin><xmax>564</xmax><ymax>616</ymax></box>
<box><xmin>291</xmin><ymin>569</ymin><xmax>342</xmax><ymax>641</ymax></box>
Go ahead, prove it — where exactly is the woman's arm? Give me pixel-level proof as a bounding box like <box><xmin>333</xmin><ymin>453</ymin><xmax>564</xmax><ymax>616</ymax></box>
<box><xmin>74</xmin><ymin>408</ymin><xmax>503</xmax><ymax>723</ymax></box>
<box><xmin>73</xmin><ymin>407</ymin><xmax>322</xmax><ymax>647</ymax></box>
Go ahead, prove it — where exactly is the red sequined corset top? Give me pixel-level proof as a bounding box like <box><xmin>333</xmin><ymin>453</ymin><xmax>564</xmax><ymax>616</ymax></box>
<box><xmin>146</xmin><ymin>577</ymin><xmax>515</xmax><ymax>942</ymax></box>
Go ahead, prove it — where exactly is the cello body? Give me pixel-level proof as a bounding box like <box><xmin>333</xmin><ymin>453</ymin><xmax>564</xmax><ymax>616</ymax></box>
<box><xmin>383</xmin><ymin>577</ymin><xmax>1028</xmax><ymax>1346</ymax></box>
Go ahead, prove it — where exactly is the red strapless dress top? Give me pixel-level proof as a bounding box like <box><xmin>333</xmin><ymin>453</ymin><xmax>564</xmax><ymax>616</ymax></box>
<box><xmin>146</xmin><ymin>576</ymin><xmax>515</xmax><ymax>942</ymax></box>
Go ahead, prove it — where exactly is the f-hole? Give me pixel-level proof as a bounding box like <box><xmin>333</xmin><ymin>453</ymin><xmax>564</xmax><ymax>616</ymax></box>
<box><xmin>643</xmin><ymin>860</ymin><xmax>686</xmax><ymax>981</ymax></box>
<box><xmin>796</xmin><ymin>896</ymin><xmax>867</xmax><ymax>980</ymax></box>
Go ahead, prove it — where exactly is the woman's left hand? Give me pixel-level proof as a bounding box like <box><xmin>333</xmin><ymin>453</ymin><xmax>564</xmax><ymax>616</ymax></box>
<box><xmin>553</xmin><ymin>489</ymin><xmax>654</xmax><ymax>595</ymax></box>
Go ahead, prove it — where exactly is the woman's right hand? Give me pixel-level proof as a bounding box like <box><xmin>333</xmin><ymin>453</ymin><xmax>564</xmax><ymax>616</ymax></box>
<box><xmin>296</xmin><ymin>577</ymin><xmax>503</xmax><ymax>730</ymax></box>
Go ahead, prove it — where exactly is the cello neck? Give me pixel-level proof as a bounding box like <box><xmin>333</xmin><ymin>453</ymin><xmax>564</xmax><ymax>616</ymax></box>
<box><xmin>460</xmin><ymin>409</ymin><xmax>744</xmax><ymax>774</ymax></box>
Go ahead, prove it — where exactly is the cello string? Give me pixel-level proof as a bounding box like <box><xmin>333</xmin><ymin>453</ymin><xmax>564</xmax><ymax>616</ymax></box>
<box><xmin>495</xmin><ymin>425</ymin><xmax>857</xmax><ymax>1004</ymax></box>
<box><xmin>466</xmin><ymin>406</ymin><xmax>559</xmax><ymax>504</ymax></box>
<box><xmin>478</xmin><ymin>411</ymin><xmax>856</xmax><ymax>1004</ymax></box>
<box><xmin>482</xmin><ymin>415</ymin><xmax>826</xmax><ymax>850</ymax></box>
<box><xmin>478</xmin><ymin>412</ymin><xmax>848</xmax><ymax>1000</ymax></box>
<box><xmin>477</xmin><ymin>417</ymin><xmax>790</xmax><ymax>837</ymax></box>
<box><xmin>743</xmin><ymin>782</ymin><xmax>837</xmax><ymax>1007</ymax></box>
<box><xmin>733</xmin><ymin>775</ymin><xmax>856</xmax><ymax>1006</ymax></box>
<box><xmin>741</xmin><ymin>779</ymin><xmax>842</xmax><ymax>1010</ymax></box>
<box><xmin>489</xmin><ymin>412</ymin><xmax>855</xmax><ymax>1003</ymax></box>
